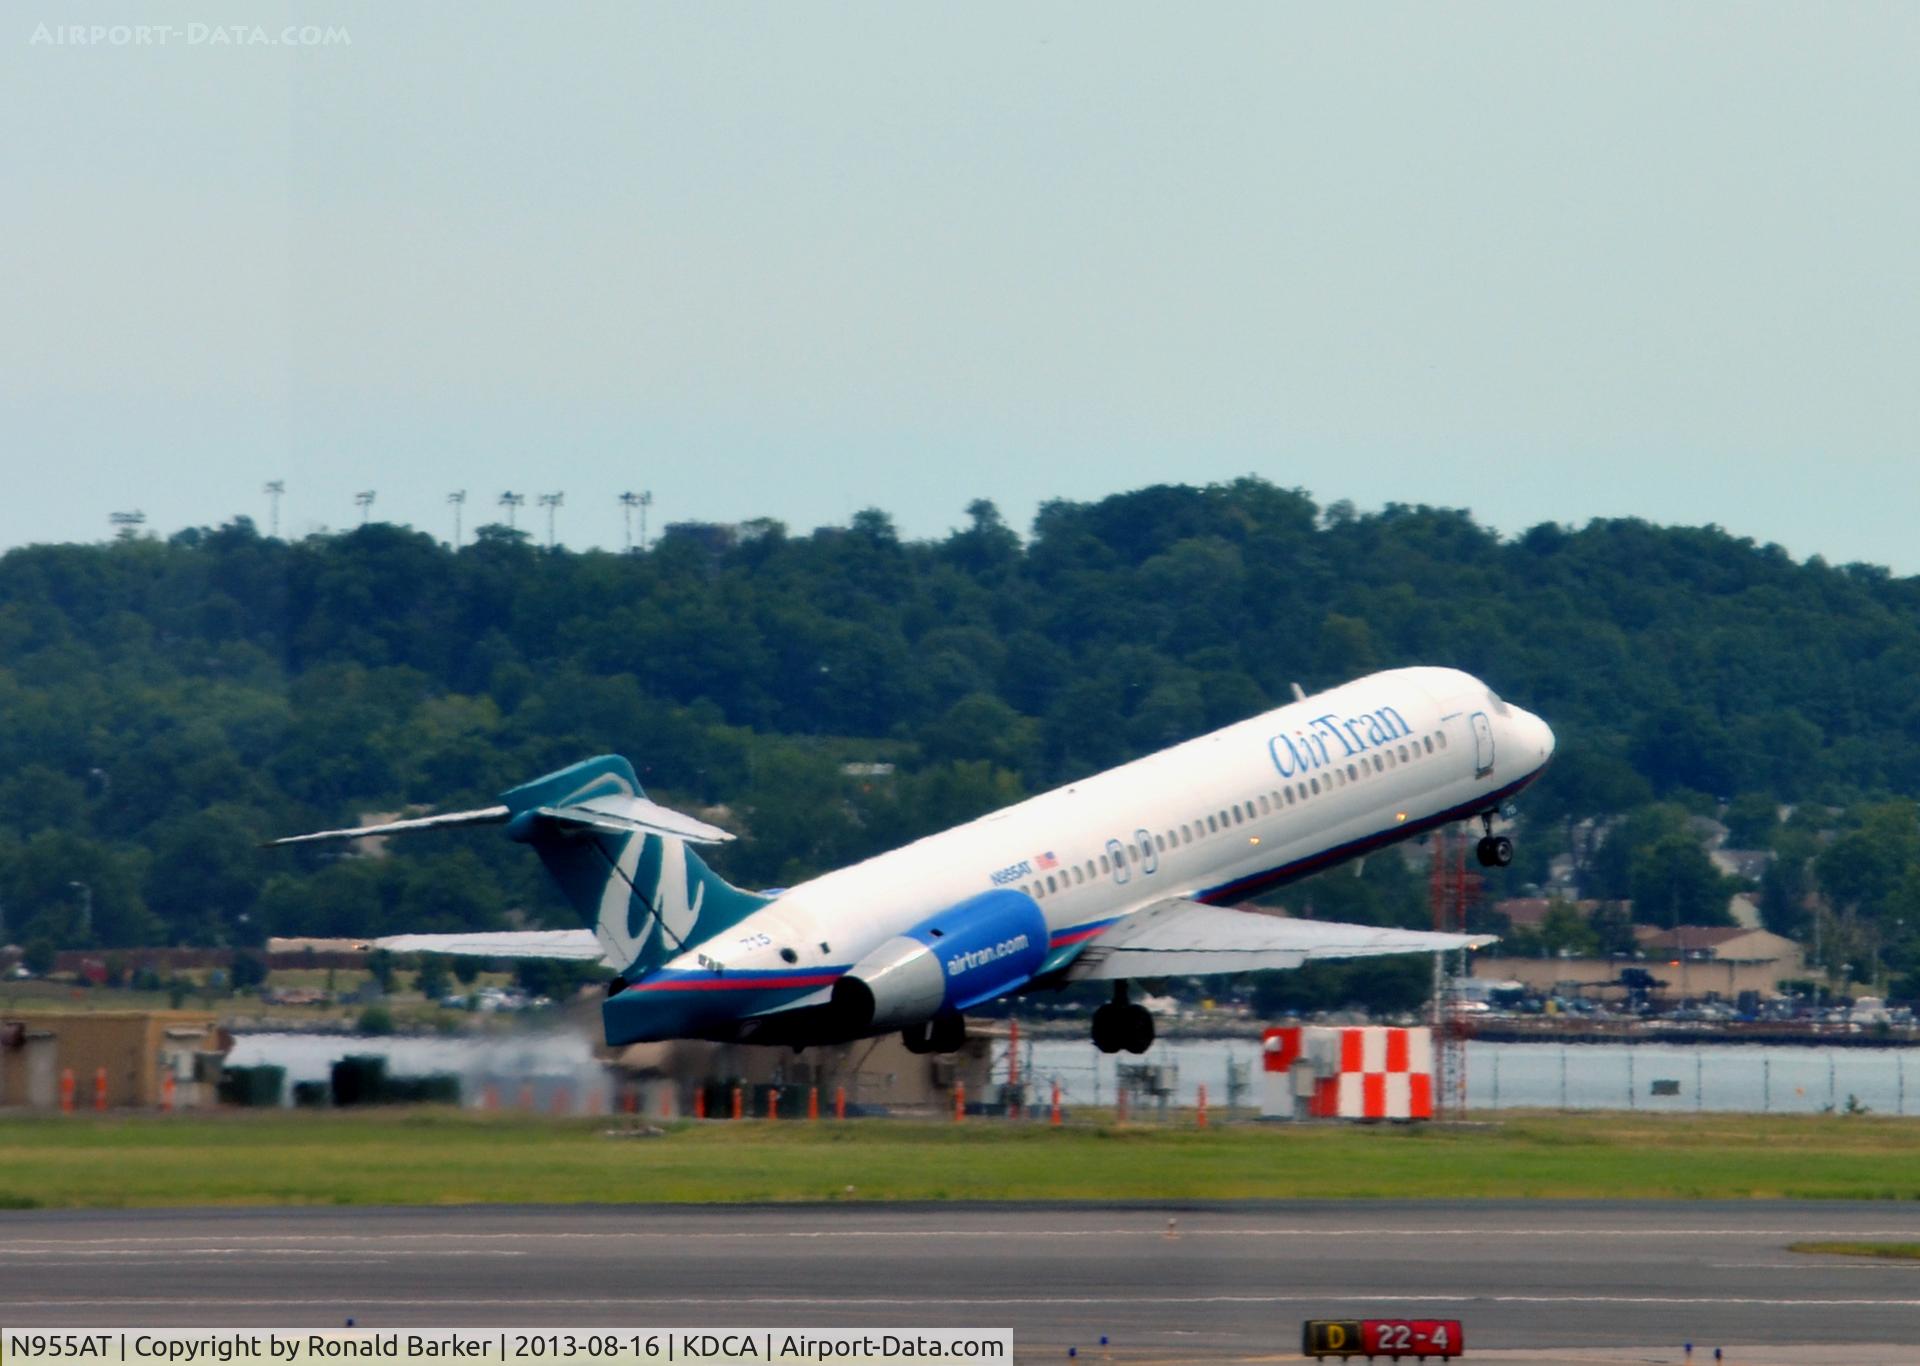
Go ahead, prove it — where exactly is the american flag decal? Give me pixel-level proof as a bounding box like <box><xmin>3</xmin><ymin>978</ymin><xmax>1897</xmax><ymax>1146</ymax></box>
<box><xmin>1035</xmin><ymin>851</ymin><xmax>1059</xmax><ymax>870</ymax></box>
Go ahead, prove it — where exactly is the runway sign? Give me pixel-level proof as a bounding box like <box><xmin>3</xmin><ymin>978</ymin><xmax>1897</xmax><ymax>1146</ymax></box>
<box><xmin>1302</xmin><ymin>1318</ymin><xmax>1464</xmax><ymax>1359</ymax></box>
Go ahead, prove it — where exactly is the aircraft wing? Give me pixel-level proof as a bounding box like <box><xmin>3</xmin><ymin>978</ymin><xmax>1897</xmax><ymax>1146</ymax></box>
<box><xmin>369</xmin><ymin>930</ymin><xmax>606</xmax><ymax>961</ymax></box>
<box><xmin>1063</xmin><ymin>899</ymin><xmax>1495</xmax><ymax>980</ymax></box>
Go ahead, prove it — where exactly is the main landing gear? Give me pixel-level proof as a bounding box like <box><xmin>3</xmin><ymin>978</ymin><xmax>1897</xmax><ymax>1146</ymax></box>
<box><xmin>903</xmin><ymin>1012</ymin><xmax>967</xmax><ymax>1055</ymax></box>
<box><xmin>1475</xmin><ymin>810</ymin><xmax>1514</xmax><ymax>868</ymax></box>
<box><xmin>1091</xmin><ymin>982</ymin><xmax>1155</xmax><ymax>1055</ymax></box>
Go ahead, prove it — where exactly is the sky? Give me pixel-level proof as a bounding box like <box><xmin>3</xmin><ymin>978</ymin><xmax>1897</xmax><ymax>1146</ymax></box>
<box><xmin>3</xmin><ymin>4</ymin><xmax>1917</xmax><ymax>569</ymax></box>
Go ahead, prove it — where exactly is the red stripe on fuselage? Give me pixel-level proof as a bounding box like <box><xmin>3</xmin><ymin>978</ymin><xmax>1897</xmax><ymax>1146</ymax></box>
<box><xmin>630</xmin><ymin>973</ymin><xmax>841</xmax><ymax>993</ymax></box>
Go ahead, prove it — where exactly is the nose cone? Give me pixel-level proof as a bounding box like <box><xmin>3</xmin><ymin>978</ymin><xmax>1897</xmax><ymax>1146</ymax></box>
<box><xmin>1519</xmin><ymin>708</ymin><xmax>1556</xmax><ymax>768</ymax></box>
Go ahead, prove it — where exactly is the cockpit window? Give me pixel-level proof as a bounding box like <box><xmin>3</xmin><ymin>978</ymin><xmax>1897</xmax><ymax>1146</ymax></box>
<box><xmin>1485</xmin><ymin>688</ymin><xmax>1512</xmax><ymax>718</ymax></box>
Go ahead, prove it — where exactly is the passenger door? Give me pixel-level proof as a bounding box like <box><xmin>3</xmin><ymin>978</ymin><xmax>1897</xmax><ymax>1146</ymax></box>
<box><xmin>1470</xmin><ymin>712</ymin><xmax>1495</xmax><ymax>777</ymax></box>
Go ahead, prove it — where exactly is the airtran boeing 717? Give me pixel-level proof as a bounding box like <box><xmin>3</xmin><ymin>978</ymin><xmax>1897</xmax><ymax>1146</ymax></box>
<box><xmin>274</xmin><ymin>666</ymin><xmax>1553</xmax><ymax>1055</ymax></box>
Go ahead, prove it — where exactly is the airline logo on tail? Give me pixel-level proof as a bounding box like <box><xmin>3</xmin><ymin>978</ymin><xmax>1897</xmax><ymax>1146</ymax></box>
<box><xmin>593</xmin><ymin>834</ymin><xmax>706</xmax><ymax>972</ymax></box>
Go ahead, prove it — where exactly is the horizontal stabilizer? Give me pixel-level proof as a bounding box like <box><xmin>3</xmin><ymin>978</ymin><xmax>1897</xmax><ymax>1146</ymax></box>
<box><xmin>267</xmin><ymin>806</ymin><xmax>511</xmax><ymax>846</ymax></box>
<box><xmin>1065</xmin><ymin>898</ymin><xmax>1495</xmax><ymax>980</ymax></box>
<box><xmin>370</xmin><ymin>929</ymin><xmax>604</xmax><ymax>961</ymax></box>
<box><xmin>533</xmin><ymin>793</ymin><xmax>734</xmax><ymax>844</ymax></box>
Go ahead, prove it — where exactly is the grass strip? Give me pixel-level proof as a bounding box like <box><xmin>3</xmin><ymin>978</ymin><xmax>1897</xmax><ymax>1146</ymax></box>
<box><xmin>3</xmin><ymin>1109</ymin><xmax>1920</xmax><ymax>1210</ymax></box>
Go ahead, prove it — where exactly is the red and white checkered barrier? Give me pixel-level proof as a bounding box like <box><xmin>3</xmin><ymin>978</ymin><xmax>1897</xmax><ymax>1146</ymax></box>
<box><xmin>1261</xmin><ymin>1026</ymin><xmax>1433</xmax><ymax>1121</ymax></box>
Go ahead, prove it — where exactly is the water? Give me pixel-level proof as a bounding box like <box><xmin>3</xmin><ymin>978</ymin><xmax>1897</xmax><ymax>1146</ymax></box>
<box><xmin>225</xmin><ymin>1031</ymin><xmax>612</xmax><ymax>1109</ymax></box>
<box><xmin>1020</xmin><ymin>1036</ymin><xmax>1920</xmax><ymax>1114</ymax></box>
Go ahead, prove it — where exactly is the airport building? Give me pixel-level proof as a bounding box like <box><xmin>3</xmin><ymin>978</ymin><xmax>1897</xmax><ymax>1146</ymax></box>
<box><xmin>0</xmin><ymin>1010</ymin><xmax>228</xmax><ymax>1110</ymax></box>
<box><xmin>1475</xmin><ymin>926</ymin><xmax>1805</xmax><ymax>1002</ymax></box>
<box><xmin>606</xmin><ymin>1031</ymin><xmax>997</xmax><ymax>1117</ymax></box>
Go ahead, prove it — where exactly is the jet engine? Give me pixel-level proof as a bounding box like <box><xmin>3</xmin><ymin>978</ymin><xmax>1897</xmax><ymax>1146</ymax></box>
<box><xmin>830</xmin><ymin>888</ymin><xmax>1048</xmax><ymax>1034</ymax></box>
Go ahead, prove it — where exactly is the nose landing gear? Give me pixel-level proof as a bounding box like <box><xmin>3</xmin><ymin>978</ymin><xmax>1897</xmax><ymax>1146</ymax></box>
<box><xmin>1475</xmin><ymin>810</ymin><xmax>1514</xmax><ymax>868</ymax></box>
<box><xmin>1091</xmin><ymin>982</ymin><xmax>1155</xmax><ymax>1055</ymax></box>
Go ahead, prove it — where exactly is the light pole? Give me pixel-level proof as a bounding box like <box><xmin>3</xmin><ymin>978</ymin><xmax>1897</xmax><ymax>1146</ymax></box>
<box><xmin>354</xmin><ymin>490</ymin><xmax>375</xmax><ymax>524</ymax></box>
<box><xmin>68</xmin><ymin>881</ymin><xmax>91</xmax><ymax>942</ymax></box>
<box><xmin>618</xmin><ymin>492</ymin><xmax>640</xmax><ymax>553</ymax></box>
<box><xmin>538</xmin><ymin>492</ymin><xmax>564</xmax><ymax>550</ymax></box>
<box><xmin>108</xmin><ymin>511</ymin><xmax>146</xmax><ymax>540</ymax></box>
<box><xmin>263</xmin><ymin>480</ymin><xmax>285</xmax><ymax>538</ymax></box>
<box><xmin>498</xmin><ymin>491</ymin><xmax>524</xmax><ymax>530</ymax></box>
<box><xmin>447</xmin><ymin>490</ymin><xmax>466</xmax><ymax>548</ymax></box>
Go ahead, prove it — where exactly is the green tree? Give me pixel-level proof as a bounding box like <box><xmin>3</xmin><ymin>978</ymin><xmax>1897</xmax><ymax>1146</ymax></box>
<box><xmin>230</xmin><ymin>952</ymin><xmax>267</xmax><ymax>991</ymax></box>
<box><xmin>1538</xmin><ymin>899</ymin><xmax>1601</xmax><ymax>957</ymax></box>
<box><xmin>1816</xmin><ymin>803</ymin><xmax>1920</xmax><ymax>921</ymax></box>
<box><xmin>23</xmin><ymin>937</ymin><xmax>55</xmax><ymax>975</ymax></box>
<box><xmin>1630</xmin><ymin>835</ymin><xmax>1736</xmax><ymax>928</ymax></box>
<box><xmin>1589</xmin><ymin>901</ymin><xmax>1638</xmax><ymax>956</ymax></box>
<box><xmin>1721</xmin><ymin>793</ymin><xmax>1780</xmax><ymax>849</ymax></box>
<box><xmin>414</xmin><ymin>958</ymin><xmax>451</xmax><ymax>1002</ymax></box>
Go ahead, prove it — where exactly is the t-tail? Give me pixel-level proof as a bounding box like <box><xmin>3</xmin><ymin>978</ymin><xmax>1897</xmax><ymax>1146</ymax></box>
<box><xmin>270</xmin><ymin>755</ymin><xmax>771</xmax><ymax>979</ymax></box>
<box><xmin>498</xmin><ymin>756</ymin><xmax>770</xmax><ymax>978</ymax></box>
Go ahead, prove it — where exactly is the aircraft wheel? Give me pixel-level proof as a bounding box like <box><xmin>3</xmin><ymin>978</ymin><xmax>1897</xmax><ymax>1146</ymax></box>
<box><xmin>927</xmin><ymin>1012</ymin><xmax>967</xmax><ymax>1054</ymax></box>
<box><xmin>1121</xmin><ymin>1004</ymin><xmax>1155</xmax><ymax>1055</ymax></box>
<box><xmin>901</xmin><ymin>1022</ymin><xmax>934</xmax><ymax>1055</ymax></box>
<box><xmin>1487</xmin><ymin>835</ymin><xmax>1514</xmax><ymax>867</ymax></box>
<box><xmin>1090</xmin><ymin>1003</ymin><xmax>1123</xmax><ymax>1054</ymax></box>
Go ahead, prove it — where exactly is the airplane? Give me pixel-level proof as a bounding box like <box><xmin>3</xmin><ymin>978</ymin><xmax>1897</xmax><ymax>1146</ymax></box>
<box><xmin>273</xmin><ymin>666</ymin><xmax>1553</xmax><ymax>1055</ymax></box>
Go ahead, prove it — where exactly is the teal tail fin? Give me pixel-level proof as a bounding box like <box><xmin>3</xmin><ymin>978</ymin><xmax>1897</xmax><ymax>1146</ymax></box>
<box><xmin>500</xmin><ymin>756</ymin><xmax>771</xmax><ymax>978</ymax></box>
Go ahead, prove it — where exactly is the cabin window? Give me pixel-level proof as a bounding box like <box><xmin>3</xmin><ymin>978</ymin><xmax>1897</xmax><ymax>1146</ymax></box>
<box><xmin>1207</xmin><ymin>814</ymin><xmax>1218</xmax><ymax>833</ymax></box>
<box><xmin>1435</xmin><ymin>732</ymin><xmax>1446</xmax><ymax>749</ymax></box>
<box><xmin>1258</xmin><ymin>795</ymin><xmax>1271</xmax><ymax>814</ymax></box>
<box><xmin>1155</xmin><ymin>833</ymin><xmax>1167</xmax><ymax>852</ymax></box>
<box><xmin>1309</xmin><ymin>777</ymin><xmax>1320</xmax><ymax>795</ymax></box>
<box><xmin>1346</xmin><ymin>763</ymin><xmax>1358</xmax><ymax>781</ymax></box>
<box><xmin>1046</xmin><ymin>874</ymin><xmax>1057</xmax><ymax>893</ymax></box>
<box><xmin>1373</xmin><ymin>754</ymin><xmax>1384</xmax><ymax>772</ymax></box>
<box><xmin>1180</xmin><ymin>823</ymin><xmax>1190</xmax><ymax>841</ymax></box>
<box><xmin>1398</xmin><ymin>744</ymin><xmax>1410</xmax><ymax>762</ymax></box>
<box><xmin>1284</xmin><ymin>787</ymin><xmax>1295</xmax><ymax>806</ymax></box>
<box><xmin>1085</xmin><ymin>860</ymin><xmax>1096</xmax><ymax>879</ymax></box>
<box><xmin>1100</xmin><ymin>854</ymin><xmax>1111</xmax><ymax>874</ymax></box>
<box><xmin>1073</xmin><ymin>866</ymin><xmax>1085</xmax><ymax>885</ymax></box>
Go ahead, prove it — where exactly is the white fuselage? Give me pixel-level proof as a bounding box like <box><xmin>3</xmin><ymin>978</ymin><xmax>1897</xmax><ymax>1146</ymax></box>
<box><xmin>686</xmin><ymin>666</ymin><xmax>1554</xmax><ymax>987</ymax></box>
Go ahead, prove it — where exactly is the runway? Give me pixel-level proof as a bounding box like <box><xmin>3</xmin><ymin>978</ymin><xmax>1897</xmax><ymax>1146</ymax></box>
<box><xmin>4</xmin><ymin>1201</ymin><xmax>1920</xmax><ymax>1363</ymax></box>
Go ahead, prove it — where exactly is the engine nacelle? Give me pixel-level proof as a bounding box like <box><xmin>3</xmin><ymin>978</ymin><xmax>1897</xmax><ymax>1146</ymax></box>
<box><xmin>831</xmin><ymin>889</ymin><xmax>1049</xmax><ymax>1034</ymax></box>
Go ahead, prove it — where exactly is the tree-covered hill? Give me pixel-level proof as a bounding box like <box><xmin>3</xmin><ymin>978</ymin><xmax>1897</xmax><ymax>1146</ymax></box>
<box><xmin>4</xmin><ymin>479</ymin><xmax>1919</xmax><ymax>990</ymax></box>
